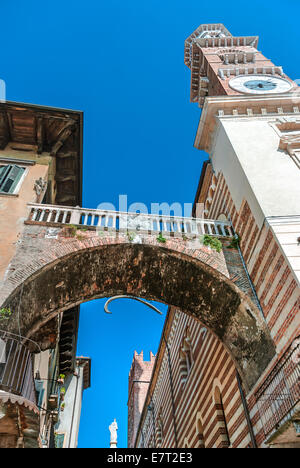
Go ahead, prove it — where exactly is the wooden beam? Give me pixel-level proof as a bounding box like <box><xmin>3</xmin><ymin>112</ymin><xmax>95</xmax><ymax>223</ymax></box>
<box><xmin>0</xmin><ymin>111</ymin><xmax>10</xmax><ymax>149</ymax></box>
<box><xmin>50</xmin><ymin>121</ymin><xmax>76</xmax><ymax>156</ymax></box>
<box><xmin>55</xmin><ymin>173</ymin><xmax>76</xmax><ymax>182</ymax></box>
<box><xmin>36</xmin><ymin>117</ymin><xmax>44</xmax><ymax>154</ymax></box>
<box><xmin>55</xmin><ymin>194</ymin><xmax>77</xmax><ymax>204</ymax></box>
<box><xmin>55</xmin><ymin>151</ymin><xmax>77</xmax><ymax>159</ymax></box>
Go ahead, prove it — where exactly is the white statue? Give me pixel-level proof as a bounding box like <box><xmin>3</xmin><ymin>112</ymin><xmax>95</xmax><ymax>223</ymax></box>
<box><xmin>109</xmin><ymin>419</ymin><xmax>118</xmax><ymax>447</ymax></box>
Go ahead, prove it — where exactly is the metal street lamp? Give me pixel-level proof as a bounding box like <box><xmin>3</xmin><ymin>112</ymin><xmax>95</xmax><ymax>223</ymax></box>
<box><xmin>104</xmin><ymin>295</ymin><xmax>163</xmax><ymax>316</ymax></box>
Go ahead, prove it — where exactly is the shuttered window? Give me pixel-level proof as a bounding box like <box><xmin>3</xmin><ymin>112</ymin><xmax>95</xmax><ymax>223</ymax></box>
<box><xmin>35</xmin><ymin>380</ymin><xmax>45</xmax><ymax>407</ymax></box>
<box><xmin>0</xmin><ymin>164</ymin><xmax>25</xmax><ymax>194</ymax></box>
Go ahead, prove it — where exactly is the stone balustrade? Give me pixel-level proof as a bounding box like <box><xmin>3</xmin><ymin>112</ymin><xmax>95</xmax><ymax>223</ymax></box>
<box><xmin>27</xmin><ymin>203</ymin><xmax>234</xmax><ymax>238</ymax></box>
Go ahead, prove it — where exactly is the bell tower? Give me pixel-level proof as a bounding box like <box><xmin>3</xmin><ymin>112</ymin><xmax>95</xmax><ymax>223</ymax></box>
<box><xmin>187</xmin><ymin>25</ymin><xmax>300</xmax><ymax>446</ymax></box>
<box><xmin>184</xmin><ymin>23</ymin><xmax>298</xmax><ymax>107</ymax></box>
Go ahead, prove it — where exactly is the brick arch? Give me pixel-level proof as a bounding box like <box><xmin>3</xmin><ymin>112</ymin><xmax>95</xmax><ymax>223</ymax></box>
<box><xmin>0</xmin><ymin>226</ymin><xmax>275</xmax><ymax>391</ymax></box>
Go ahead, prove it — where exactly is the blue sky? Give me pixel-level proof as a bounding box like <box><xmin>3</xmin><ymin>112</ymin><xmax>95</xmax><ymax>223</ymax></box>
<box><xmin>1</xmin><ymin>0</ymin><xmax>299</xmax><ymax>448</ymax></box>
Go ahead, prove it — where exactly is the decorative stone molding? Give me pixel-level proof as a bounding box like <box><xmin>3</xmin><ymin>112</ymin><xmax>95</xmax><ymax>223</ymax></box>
<box><xmin>218</xmin><ymin>50</ymin><xmax>255</xmax><ymax>65</ymax></box>
<box><xmin>218</xmin><ymin>66</ymin><xmax>283</xmax><ymax>80</ymax></box>
<box><xmin>269</xmin><ymin>117</ymin><xmax>300</xmax><ymax>169</ymax></box>
<box><xmin>194</xmin><ymin>94</ymin><xmax>300</xmax><ymax>152</ymax></box>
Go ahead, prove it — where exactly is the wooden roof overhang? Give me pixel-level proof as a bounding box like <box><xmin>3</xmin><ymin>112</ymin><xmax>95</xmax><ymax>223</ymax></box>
<box><xmin>0</xmin><ymin>101</ymin><xmax>83</xmax><ymax>206</ymax></box>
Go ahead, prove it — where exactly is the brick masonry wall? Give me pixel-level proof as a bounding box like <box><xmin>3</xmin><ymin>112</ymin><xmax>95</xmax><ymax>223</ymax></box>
<box><xmin>135</xmin><ymin>309</ymin><xmax>253</xmax><ymax>448</ymax></box>
<box><xmin>201</xmin><ymin>169</ymin><xmax>300</xmax><ymax>444</ymax></box>
<box><xmin>0</xmin><ymin>220</ymin><xmax>275</xmax><ymax>392</ymax></box>
<box><xmin>206</xmin><ymin>171</ymin><xmax>300</xmax><ymax>355</ymax></box>
<box><xmin>128</xmin><ymin>351</ymin><xmax>155</xmax><ymax>448</ymax></box>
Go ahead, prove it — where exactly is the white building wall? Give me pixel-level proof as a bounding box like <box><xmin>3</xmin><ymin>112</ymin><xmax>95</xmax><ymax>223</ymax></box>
<box><xmin>212</xmin><ymin>117</ymin><xmax>300</xmax><ymax>224</ymax></box>
<box><xmin>55</xmin><ymin>366</ymin><xmax>85</xmax><ymax>448</ymax></box>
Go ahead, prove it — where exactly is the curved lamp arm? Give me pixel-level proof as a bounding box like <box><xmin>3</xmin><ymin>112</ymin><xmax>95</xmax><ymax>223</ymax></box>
<box><xmin>104</xmin><ymin>295</ymin><xmax>163</xmax><ymax>315</ymax></box>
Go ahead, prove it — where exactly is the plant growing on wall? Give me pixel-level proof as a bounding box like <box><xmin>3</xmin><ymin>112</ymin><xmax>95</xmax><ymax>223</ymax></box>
<box><xmin>157</xmin><ymin>233</ymin><xmax>166</xmax><ymax>243</ymax></box>
<box><xmin>60</xmin><ymin>387</ymin><xmax>66</xmax><ymax>401</ymax></box>
<box><xmin>201</xmin><ymin>234</ymin><xmax>222</xmax><ymax>253</ymax></box>
<box><xmin>57</xmin><ymin>374</ymin><xmax>65</xmax><ymax>385</ymax></box>
<box><xmin>0</xmin><ymin>307</ymin><xmax>12</xmax><ymax>321</ymax></box>
<box><xmin>127</xmin><ymin>231</ymin><xmax>136</xmax><ymax>242</ymax></box>
<box><xmin>65</xmin><ymin>224</ymin><xmax>77</xmax><ymax>237</ymax></box>
<box><xmin>227</xmin><ymin>234</ymin><xmax>241</xmax><ymax>250</ymax></box>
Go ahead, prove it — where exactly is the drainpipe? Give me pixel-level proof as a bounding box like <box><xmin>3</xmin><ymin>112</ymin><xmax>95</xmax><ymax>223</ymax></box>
<box><xmin>236</xmin><ymin>371</ymin><xmax>257</xmax><ymax>448</ymax></box>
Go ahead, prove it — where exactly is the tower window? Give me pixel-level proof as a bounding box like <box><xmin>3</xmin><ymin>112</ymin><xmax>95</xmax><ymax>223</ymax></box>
<box><xmin>0</xmin><ymin>164</ymin><xmax>25</xmax><ymax>194</ymax></box>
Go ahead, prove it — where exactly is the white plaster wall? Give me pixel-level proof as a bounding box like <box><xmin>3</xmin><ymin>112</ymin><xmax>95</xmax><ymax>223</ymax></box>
<box><xmin>210</xmin><ymin>120</ymin><xmax>265</xmax><ymax>228</ymax></box>
<box><xmin>267</xmin><ymin>216</ymin><xmax>300</xmax><ymax>286</ymax></box>
<box><xmin>212</xmin><ymin>118</ymin><xmax>300</xmax><ymax>228</ymax></box>
<box><xmin>56</xmin><ymin>367</ymin><xmax>84</xmax><ymax>448</ymax></box>
<box><xmin>210</xmin><ymin>117</ymin><xmax>300</xmax><ymax>285</ymax></box>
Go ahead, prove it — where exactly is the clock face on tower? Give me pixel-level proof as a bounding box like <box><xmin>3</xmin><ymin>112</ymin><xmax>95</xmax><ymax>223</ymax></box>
<box><xmin>229</xmin><ymin>75</ymin><xmax>292</xmax><ymax>95</ymax></box>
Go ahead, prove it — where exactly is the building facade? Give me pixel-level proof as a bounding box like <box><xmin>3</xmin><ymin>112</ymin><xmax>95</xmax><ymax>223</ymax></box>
<box><xmin>130</xmin><ymin>23</ymin><xmax>300</xmax><ymax>449</ymax></box>
<box><xmin>0</xmin><ymin>101</ymin><xmax>84</xmax><ymax>447</ymax></box>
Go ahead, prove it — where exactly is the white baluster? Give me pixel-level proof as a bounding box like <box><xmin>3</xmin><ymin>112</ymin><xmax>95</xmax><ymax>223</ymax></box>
<box><xmin>206</xmin><ymin>223</ymin><xmax>213</xmax><ymax>235</ymax></box>
<box><xmin>32</xmin><ymin>208</ymin><xmax>38</xmax><ymax>221</ymax></box>
<box><xmin>69</xmin><ymin>209</ymin><xmax>81</xmax><ymax>225</ymax></box>
<box><xmin>82</xmin><ymin>212</ymin><xmax>88</xmax><ymax>226</ymax></box>
<box><xmin>54</xmin><ymin>210</ymin><xmax>61</xmax><ymax>223</ymax></box>
<box><xmin>62</xmin><ymin>211</ymin><xmax>68</xmax><ymax>224</ymax></box>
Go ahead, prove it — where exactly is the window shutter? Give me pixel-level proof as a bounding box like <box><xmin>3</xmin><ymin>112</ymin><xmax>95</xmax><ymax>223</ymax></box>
<box><xmin>0</xmin><ymin>165</ymin><xmax>11</xmax><ymax>187</ymax></box>
<box><xmin>0</xmin><ymin>165</ymin><xmax>25</xmax><ymax>193</ymax></box>
<box><xmin>35</xmin><ymin>380</ymin><xmax>45</xmax><ymax>407</ymax></box>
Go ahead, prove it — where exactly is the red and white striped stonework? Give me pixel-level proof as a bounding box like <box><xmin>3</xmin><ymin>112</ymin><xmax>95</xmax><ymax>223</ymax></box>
<box><xmin>132</xmin><ymin>166</ymin><xmax>299</xmax><ymax>449</ymax></box>
<box><xmin>204</xmin><ymin>169</ymin><xmax>300</xmax><ymax>356</ymax></box>
<box><xmin>135</xmin><ymin>309</ymin><xmax>253</xmax><ymax>448</ymax></box>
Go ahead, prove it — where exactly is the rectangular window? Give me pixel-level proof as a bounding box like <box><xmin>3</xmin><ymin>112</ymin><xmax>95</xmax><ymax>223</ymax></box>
<box><xmin>55</xmin><ymin>433</ymin><xmax>66</xmax><ymax>448</ymax></box>
<box><xmin>0</xmin><ymin>164</ymin><xmax>25</xmax><ymax>194</ymax></box>
<box><xmin>35</xmin><ymin>380</ymin><xmax>45</xmax><ymax>407</ymax></box>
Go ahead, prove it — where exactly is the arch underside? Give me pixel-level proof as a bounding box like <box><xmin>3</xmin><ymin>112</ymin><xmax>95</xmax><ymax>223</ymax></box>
<box><xmin>2</xmin><ymin>243</ymin><xmax>275</xmax><ymax>391</ymax></box>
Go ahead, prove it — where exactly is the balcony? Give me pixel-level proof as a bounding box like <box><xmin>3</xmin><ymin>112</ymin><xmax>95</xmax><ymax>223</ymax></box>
<box><xmin>27</xmin><ymin>203</ymin><xmax>234</xmax><ymax>238</ymax></box>
<box><xmin>255</xmin><ymin>339</ymin><xmax>300</xmax><ymax>442</ymax></box>
<box><xmin>0</xmin><ymin>330</ymin><xmax>40</xmax><ymax>447</ymax></box>
<box><xmin>0</xmin><ymin>330</ymin><xmax>37</xmax><ymax>407</ymax></box>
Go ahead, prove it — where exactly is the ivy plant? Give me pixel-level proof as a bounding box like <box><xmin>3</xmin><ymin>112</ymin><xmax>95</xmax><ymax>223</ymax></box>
<box><xmin>127</xmin><ymin>231</ymin><xmax>136</xmax><ymax>242</ymax></box>
<box><xmin>227</xmin><ymin>234</ymin><xmax>241</xmax><ymax>250</ymax></box>
<box><xmin>0</xmin><ymin>307</ymin><xmax>12</xmax><ymax>321</ymax></box>
<box><xmin>68</xmin><ymin>225</ymin><xmax>77</xmax><ymax>237</ymax></box>
<box><xmin>201</xmin><ymin>234</ymin><xmax>222</xmax><ymax>253</ymax></box>
<box><xmin>157</xmin><ymin>233</ymin><xmax>166</xmax><ymax>243</ymax></box>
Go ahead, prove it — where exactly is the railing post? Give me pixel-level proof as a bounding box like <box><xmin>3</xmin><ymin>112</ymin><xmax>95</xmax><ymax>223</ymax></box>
<box><xmin>69</xmin><ymin>209</ymin><xmax>81</xmax><ymax>225</ymax></box>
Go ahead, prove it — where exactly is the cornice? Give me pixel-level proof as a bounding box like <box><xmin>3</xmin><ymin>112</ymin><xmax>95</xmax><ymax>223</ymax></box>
<box><xmin>194</xmin><ymin>92</ymin><xmax>300</xmax><ymax>152</ymax></box>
